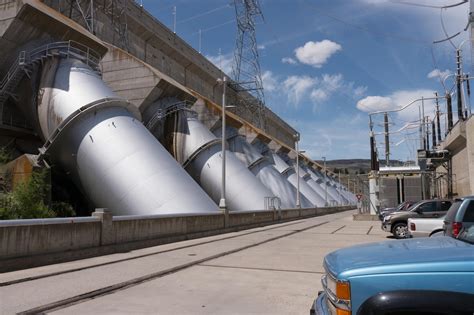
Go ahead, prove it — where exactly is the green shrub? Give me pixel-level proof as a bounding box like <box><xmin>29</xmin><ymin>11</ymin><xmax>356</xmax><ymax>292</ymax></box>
<box><xmin>4</xmin><ymin>169</ymin><xmax>54</xmax><ymax>219</ymax></box>
<box><xmin>51</xmin><ymin>201</ymin><xmax>76</xmax><ymax>217</ymax></box>
<box><xmin>0</xmin><ymin>168</ymin><xmax>76</xmax><ymax>219</ymax></box>
<box><xmin>0</xmin><ymin>147</ymin><xmax>11</xmax><ymax>165</ymax></box>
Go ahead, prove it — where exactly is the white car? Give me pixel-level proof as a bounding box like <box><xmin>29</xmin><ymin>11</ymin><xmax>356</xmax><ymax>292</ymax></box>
<box><xmin>407</xmin><ymin>216</ymin><xmax>445</xmax><ymax>238</ymax></box>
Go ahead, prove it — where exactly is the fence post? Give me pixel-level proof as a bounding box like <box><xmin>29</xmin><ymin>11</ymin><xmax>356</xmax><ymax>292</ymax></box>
<box><xmin>92</xmin><ymin>208</ymin><xmax>114</xmax><ymax>246</ymax></box>
<box><xmin>224</xmin><ymin>209</ymin><xmax>229</xmax><ymax>229</ymax></box>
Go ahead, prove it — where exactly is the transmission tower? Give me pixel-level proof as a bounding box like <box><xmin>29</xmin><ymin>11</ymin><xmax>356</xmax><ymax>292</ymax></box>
<box><xmin>232</xmin><ymin>0</ymin><xmax>266</xmax><ymax>130</ymax></box>
<box><xmin>55</xmin><ymin>0</ymin><xmax>130</xmax><ymax>52</ymax></box>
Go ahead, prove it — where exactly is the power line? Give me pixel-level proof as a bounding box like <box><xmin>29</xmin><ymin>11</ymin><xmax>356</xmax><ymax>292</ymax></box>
<box><xmin>177</xmin><ymin>4</ymin><xmax>232</xmax><ymax>25</ymax></box>
<box><xmin>187</xmin><ymin>19</ymin><xmax>236</xmax><ymax>36</ymax></box>
<box><xmin>306</xmin><ymin>3</ymin><xmax>432</xmax><ymax>45</ymax></box>
<box><xmin>388</xmin><ymin>0</ymin><xmax>468</xmax><ymax>9</ymax></box>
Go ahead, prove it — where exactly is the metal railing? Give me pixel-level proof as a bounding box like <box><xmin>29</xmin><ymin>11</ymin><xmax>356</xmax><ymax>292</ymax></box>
<box><xmin>146</xmin><ymin>100</ymin><xmax>194</xmax><ymax>131</ymax></box>
<box><xmin>264</xmin><ymin>196</ymin><xmax>281</xmax><ymax>210</ymax></box>
<box><xmin>0</xmin><ymin>41</ymin><xmax>103</xmax><ymax>128</ymax></box>
<box><xmin>0</xmin><ymin>40</ymin><xmax>101</xmax><ymax>93</ymax></box>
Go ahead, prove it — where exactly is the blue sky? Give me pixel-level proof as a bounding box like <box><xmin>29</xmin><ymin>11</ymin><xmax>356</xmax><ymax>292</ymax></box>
<box><xmin>139</xmin><ymin>0</ymin><xmax>471</xmax><ymax>161</ymax></box>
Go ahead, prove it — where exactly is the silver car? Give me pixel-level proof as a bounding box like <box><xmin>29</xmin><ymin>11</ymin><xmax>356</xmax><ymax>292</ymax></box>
<box><xmin>443</xmin><ymin>196</ymin><xmax>474</xmax><ymax>238</ymax></box>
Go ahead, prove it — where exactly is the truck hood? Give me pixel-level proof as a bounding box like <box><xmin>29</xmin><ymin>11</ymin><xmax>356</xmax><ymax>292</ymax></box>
<box><xmin>389</xmin><ymin>210</ymin><xmax>411</xmax><ymax>216</ymax></box>
<box><xmin>324</xmin><ymin>237</ymin><xmax>473</xmax><ymax>280</ymax></box>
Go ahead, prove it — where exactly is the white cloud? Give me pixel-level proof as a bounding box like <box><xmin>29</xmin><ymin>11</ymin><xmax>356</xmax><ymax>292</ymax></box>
<box><xmin>262</xmin><ymin>70</ymin><xmax>277</xmax><ymax>92</ymax></box>
<box><xmin>356</xmin><ymin>89</ymin><xmax>437</xmax><ymax>121</ymax></box>
<box><xmin>427</xmin><ymin>69</ymin><xmax>452</xmax><ymax>80</ymax></box>
<box><xmin>309</xmin><ymin>74</ymin><xmax>344</xmax><ymax>105</ymax></box>
<box><xmin>205</xmin><ymin>53</ymin><xmax>234</xmax><ymax>76</ymax></box>
<box><xmin>354</xmin><ymin>86</ymin><xmax>368</xmax><ymax>97</ymax></box>
<box><xmin>257</xmin><ymin>44</ymin><xmax>266</xmax><ymax>50</ymax></box>
<box><xmin>267</xmin><ymin>72</ymin><xmax>366</xmax><ymax>108</ymax></box>
<box><xmin>281</xmin><ymin>57</ymin><xmax>297</xmax><ymax>65</ymax></box>
<box><xmin>310</xmin><ymin>74</ymin><xmax>365</xmax><ymax>107</ymax></box>
<box><xmin>283</xmin><ymin>75</ymin><xmax>317</xmax><ymax>105</ymax></box>
<box><xmin>321</xmin><ymin>73</ymin><xmax>343</xmax><ymax>92</ymax></box>
<box><xmin>294</xmin><ymin>40</ymin><xmax>342</xmax><ymax>68</ymax></box>
<box><xmin>356</xmin><ymin>95</ymin><xmax>394</xmax><ymax>112</ymax></box>
<box><xmin>310</xmin><ymin>89</ymin><xmax>329</xmax><ymax>103</ymax></box>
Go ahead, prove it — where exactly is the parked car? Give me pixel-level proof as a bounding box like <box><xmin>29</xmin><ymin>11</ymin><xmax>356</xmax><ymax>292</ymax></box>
<box><xmin>382</xmin><ymin>199</ymin><xmax>452</xmax><ymax>239</ymax></box>
<box><xmin>407</xmin><ymin>215</ymin><xmax>445</xmax><ymax>238</ymax></box>
<box><xmin>443</xmin><ymin>196</ymin><xmax>474</xmax><ymax>238</ymax></box>
<box><xmin>310</xmin><ymin>227</ymin><xmax>474</xmax><ymax>315</ymax></box>
<box><xmin>378</xmin><ymin>200</ymin><xmax>416</xmax><ymax>220</ymax></box>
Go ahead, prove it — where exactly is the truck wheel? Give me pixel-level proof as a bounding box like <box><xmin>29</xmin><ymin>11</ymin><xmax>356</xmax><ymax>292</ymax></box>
<box><xmin>393</xmin><ymin>223</ymin><xmax>408</xmax><ymax>239</ymax></box>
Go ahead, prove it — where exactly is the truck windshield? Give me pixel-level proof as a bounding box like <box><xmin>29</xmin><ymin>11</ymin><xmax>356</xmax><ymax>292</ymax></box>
<box><xmin>406</xmin><ymin>200</ymin><xmax>424</xmax><ymax>212</ymax></box>
<box><xmin>396</xmin><ymin>202</ymin><xmax>408</xmax><ymax>211</ymax></box>
<box><xmin>458</xmin><ymin>225</ymin><xmax>474</xmax><ymax>245</ymax></box>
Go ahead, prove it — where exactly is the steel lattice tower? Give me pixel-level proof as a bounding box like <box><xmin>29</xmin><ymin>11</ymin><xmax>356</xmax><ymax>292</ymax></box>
<box><xmin>232</xmin><ymin>0</ymin><xmax>266</xmax><ymax>130</ymax></box>
<box><xmin>58</xmin><ymin>0</ymin><xmax>130</xmax><ymax>52</ymax></box>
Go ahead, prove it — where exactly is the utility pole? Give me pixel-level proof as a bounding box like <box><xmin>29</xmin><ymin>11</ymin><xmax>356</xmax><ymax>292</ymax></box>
<box><xmin>466</xmin><ymin>74</ymin><xmax>471</xmax><ymax>116</ymax></box>
<box><xmin>419</xmin><ymin>106</ymin><xmax>423</xmax><ymax>149</ymax></box>
<box><xmin>456</xmin><ymin>49</ymin><xmax>464</xmax><ymax>121</ymax></box>
<box><xmin>322</xmin><ymin>156</ymin><xmax>327</xmax><ymax>206</ymax></box>
<box><xmin>173</xmin><ymin>6</ymin><xmax>177</xmax><ymax>33</ymax></box>
<box><xmin>295</xmin><ymin>133</ymin><xmax>301</xmax><ymax>208</ymax></box>
<box><xmin>421</xmin><ymin>97</ymin><xmax>426</xmax><ymax>150</ymax></box>
<box><xmin>198</xmin><ymin>29</ymin><xmax>202</xmax><ymax>53</ymax></box>
<box><xmin>384</xmin><ymin>112</ymin><xmax>389</xmax><ymax>166</ymax></box>
<box><xmin>436</xmin><ymin>92</ymin><xmax>442</xmax><ymax>143</ymax></box>
<box><xmin>446</xmin><ymin>93</ymin><xmax>453</xmax><ymax>132</ymax></box>
<box><xmin>218</xmin><ymin>76</ymin><xmax>227</xmax><ymax>212</ymax></box>
<box><xmin>426</xmin><ymin>116</ymin><xmax>430</xmax><ymax>150</ymax></box>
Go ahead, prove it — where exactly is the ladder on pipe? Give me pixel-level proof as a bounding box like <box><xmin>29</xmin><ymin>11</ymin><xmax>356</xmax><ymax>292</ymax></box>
<box><xmin>0</xmin><ymin>41</ymin><xmax>102</xmax><ymax>116</ymax></box>
<box><xmin>146</xmin><ymin>100</ymin><xmax>195</xmax><ymax>131</ymax></box>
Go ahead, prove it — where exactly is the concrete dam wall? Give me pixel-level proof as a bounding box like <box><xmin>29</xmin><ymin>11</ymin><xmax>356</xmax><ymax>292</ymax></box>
<box><xmin>0</xmin><ymin>0</ymin><xmax>356</xmax><ymax>216</ymax></box>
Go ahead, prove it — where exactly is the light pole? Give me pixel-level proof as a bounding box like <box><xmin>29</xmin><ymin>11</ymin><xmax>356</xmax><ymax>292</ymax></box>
<box><xmin>217</xmin><ymin>76</ymin><xmax>227</xmax><ymax>211</ymax></box>
<box><xmin>295</xmin><ymin>133</ymin><xmax>301</xmax><ymax>208</ymax></box>
<box><xmin>322</xmin><ymin>156</ymin><xmax>327</xmax><ymax>206</ymax></box>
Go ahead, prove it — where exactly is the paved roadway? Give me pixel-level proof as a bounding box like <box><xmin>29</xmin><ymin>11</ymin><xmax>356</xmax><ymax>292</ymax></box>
<box><xmin>0</xmin><ymin>210</ymin><xmax>390</xmax><ymax>315</ymax></box>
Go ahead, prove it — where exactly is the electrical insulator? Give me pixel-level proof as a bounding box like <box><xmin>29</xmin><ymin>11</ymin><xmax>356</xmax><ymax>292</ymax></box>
<box><xmin>466</xmin><ymin>74</ymin><xmax>471</xmax><ymax>97</ymax></box>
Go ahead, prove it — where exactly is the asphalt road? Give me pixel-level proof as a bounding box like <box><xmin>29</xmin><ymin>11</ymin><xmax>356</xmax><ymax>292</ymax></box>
<box><xmin>0</xmin><ymin>209</ymin><xmax>390</xmax><ymax>315</ymax></box>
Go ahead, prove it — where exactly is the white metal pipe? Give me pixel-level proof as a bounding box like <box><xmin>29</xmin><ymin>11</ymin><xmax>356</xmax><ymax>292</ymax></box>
<box><xmin>294</xmin><ymin>164</ymin><xmax>327</xmax><ymax>201</ymax></box>
<box><xmin>302</xmin><ymin>165</ymin><xmax>336</xmax><ymax>204</ymax></box>
<box><xmin>326</xmin><ymin>176</ymin><xmax>349</xmax><ymax>204</ymax></box>
<box><xmin>270</xmin><ymin>153</ymin><xmax>325</xmax><ymax>207</ymax></box>
<box><xmin>337</xmin><ymin>184</ymin><xmax>352</xmax><ymax>203</ymax></box>
<box><xmin>308</xmin><ymin>169</ymin><xmax>343</xmax><ymax>205</ymax></box>
<box><xmin>214</xmin><ymin>127</ymin><xmax>310</xmax><ymax>209</ymax></box>
<box><xmin>37</xmin><ymin>58</ymin><xmax>219</xmax><ymax>215</ymax></box>
<box><xmin>172</xmin><ymin>113</ymin><xmax>273</xmax><ymax>211</ymax></box>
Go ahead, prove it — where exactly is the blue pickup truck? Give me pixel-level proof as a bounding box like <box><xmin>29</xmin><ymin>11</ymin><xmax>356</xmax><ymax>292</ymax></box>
<box><xmin>311</xmin><ymin>226</ymin><xmax>474</xmax><ymax>315</ymax></box>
